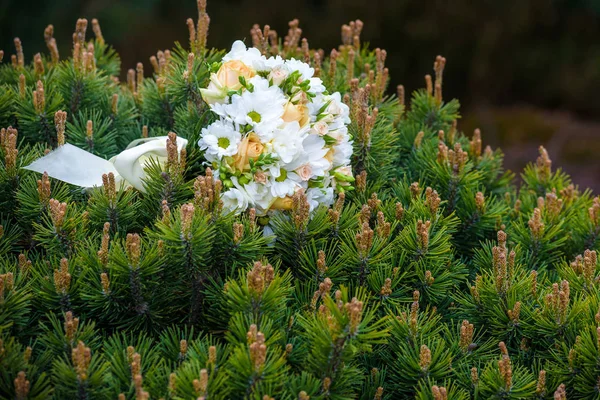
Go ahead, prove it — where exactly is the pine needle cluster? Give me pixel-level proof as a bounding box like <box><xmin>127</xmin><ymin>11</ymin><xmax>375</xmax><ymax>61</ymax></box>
<box><xmin>0</xmin><ymin>1</ymin><xmax>598</xmax><ymax>399</ymax></box>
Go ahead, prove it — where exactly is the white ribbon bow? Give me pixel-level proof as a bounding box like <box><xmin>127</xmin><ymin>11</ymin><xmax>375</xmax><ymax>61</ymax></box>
<box><xmin>24</xmin><ymin>136</ymin><xmax>188</xmax><ymax>192</ymax></box>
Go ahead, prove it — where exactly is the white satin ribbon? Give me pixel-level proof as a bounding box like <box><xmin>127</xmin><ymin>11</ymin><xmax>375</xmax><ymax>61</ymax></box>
<box><xmin>23</xmin><ymin>136</ymin><xmax>188</xmax><ymax>192</ymax></box>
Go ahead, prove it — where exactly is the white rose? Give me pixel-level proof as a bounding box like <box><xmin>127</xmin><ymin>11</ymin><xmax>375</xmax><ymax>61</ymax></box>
<box><xmin>328</xmin><ymin>130</ymin><xmax>344</xmax><ymax>144</ymax></box>
<box><xmin>199</xmin><ymin>78</ymin><xmax>228</xmax><ymax>105</ymax></box>
<box><xmin>306</xmin><ymin>187</ymin><xmax>334</xmax><ymax>211</ymax></box>
<box><xmin>223</xmin><ymin>40</ymin><xmax>267</xmax><ymax>71</ymax></box>
<box><xmin>222</xmin><ymin>188</ymin><xmax>249</xmax><ymax>214</ymax></box>
<box><xmin>327</xmin><ymin>100</ymin><xmax>341</xmax><ymax>116</ymax></box>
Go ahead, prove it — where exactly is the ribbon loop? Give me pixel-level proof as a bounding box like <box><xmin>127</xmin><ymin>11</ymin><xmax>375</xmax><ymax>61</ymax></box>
<box><xmin>24</xmin><ymin>136</ymin><xmax>188</xmax><ymax>192</ymax></box>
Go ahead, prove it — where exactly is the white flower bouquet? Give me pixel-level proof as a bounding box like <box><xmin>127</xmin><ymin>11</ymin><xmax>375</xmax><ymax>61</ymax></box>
<box><xmin>199</xmin><ymin>41</ymin><xmax>355</xmax><ymax>215</ymax></box>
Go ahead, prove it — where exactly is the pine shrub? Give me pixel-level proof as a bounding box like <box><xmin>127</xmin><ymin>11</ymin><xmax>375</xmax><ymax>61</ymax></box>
<box><xmin>0</xmin><ymin>2</ymin><xmax>598</xmax><ymax>399</ymax></box>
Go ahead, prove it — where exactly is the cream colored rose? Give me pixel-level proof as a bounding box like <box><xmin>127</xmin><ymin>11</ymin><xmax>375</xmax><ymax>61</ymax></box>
<box><xmin>254</xmin><ymin>170</ymin><xmax>267</xmax><ymax>184</ymax></box>
<box><xmin>324</xmin><ymin>148</ymin><xmax>335</xmax><ymax>163</ymax></box>
<box><xmin>282</xmin><ymin>101</ymin><xmax>310</xmax><ymax>127</ymax></box>
<box><xmin>216</xmin><ymin>60</ymin><xmax>256</xmax><ymax>90</ymax></box>
<box><xmin>291</xmin><ymin>90</ymin><xmax>308</xmax><ymax>104</ymax></box>
<box><xmin>312</xmin><ymin>121</ymin><xmax>329</xmax><ymax>136</ymax></box>
<box><xmin>201</xmin><ymin>60</ymin><xmax>256</xmax><ymax>105</ymax></box>
<box><xmin>271</xmin><ymin>196</ymin><xmax>294</xmax><ymax>210</ymax></box>
<box><xmin>233</xmin><ymin>133</ymin><xmax>263</xmax><ymax>171</ymax></box>
<box><xmin>268</xmin><ymin>66</ymin><xmax>288</xmax><ymax>86</ymax></box>
<box><xmin>296</xmin><ymin>164</ymin><xmax>312</xmax><ymax>181</ymax></box>
<box><xmin>328</xmin><ymin>130</ymin><xmax>344</xmax><ymax>144</ymax></box>
<box><xmin>247</xmin><ymin>137</ymin><xmax>264</xmax><ymax>159</ymax></box>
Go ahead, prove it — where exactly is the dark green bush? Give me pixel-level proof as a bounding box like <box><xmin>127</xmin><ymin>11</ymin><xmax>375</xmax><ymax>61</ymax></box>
<box><xmin>0</xmin><ymin>2</ymin><xmax>598</xmax><ymax>399</ymax></box>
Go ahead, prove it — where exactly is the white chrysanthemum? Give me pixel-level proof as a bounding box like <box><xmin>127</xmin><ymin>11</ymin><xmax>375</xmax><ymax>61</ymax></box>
<box><xmin>223</xmin><ymin>40</ymin><xmax>268</xmax><ymax>71</ymax></box>
<box><xmin>198</xmin><ymin>121</ymin><xmax>241</xmax><ymax>162</ymax></box>
<box><xmin>285</xmin><ymin>58</ymin><xmax>315</xmax><ymax>81</ymax></box>
<box><xmin>215</xmin><ymin>77</ymin><xmax>286</xmax><ymax>141</ymax></box>
<box><xmin>243</xmin><ymin>180</ymin><xmax>273</xmax><ymax>213</ymax></box>
<box><xmin>308</xmin><ymin>77</ymin><xmax>326</xmax><ymax>95</ymax></box>
<box><xmin>268</xmin><ymin>121</ymin><xmax>307</xmax><ymax>164</ymax></box>
<box><xmin>306</xmin><ymin>187</ymin><xmax>334</xmax><ymax>211</ymax></box>
<box><xmin>264</xmin><ymin>55</ymin><xmax>285</xmax><ymax>70</ymax></box>
<box><xmin>269</xmin><ymin>175</ymin><xmax>298</xmax><ymax>198</ymax></box>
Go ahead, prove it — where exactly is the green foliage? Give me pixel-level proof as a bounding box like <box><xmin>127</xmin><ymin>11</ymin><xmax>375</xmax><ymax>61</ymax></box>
<box><xmin>0</xmin><ymin>5</ymin><xmax>598</xmax><ymax>400</ymax></box>
<box><xmin>66</xmin><ymin>109</ymin><xmax>119</xmax><ymax>158</ymax></box>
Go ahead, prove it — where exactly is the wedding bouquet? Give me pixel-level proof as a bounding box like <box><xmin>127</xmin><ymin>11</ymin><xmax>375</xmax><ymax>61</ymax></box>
<box><xmin>199</xmin><ymin>41</ymin><xmax>354</xmax><ymax>215</ymax></box>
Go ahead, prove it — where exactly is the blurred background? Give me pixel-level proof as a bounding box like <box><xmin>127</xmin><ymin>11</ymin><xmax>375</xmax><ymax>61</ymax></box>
<box><xmin>2</xmin><ymin>0</ymin><xmax>600</xmax><ymax>189</ymax></box>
